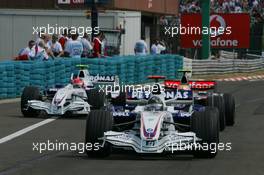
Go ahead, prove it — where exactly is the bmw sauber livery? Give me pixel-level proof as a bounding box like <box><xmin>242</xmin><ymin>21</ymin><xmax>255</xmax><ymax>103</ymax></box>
<box><xmin>20</xmin><ymin>65</ymin><xmax>119</xmax><ymax>117</ymax></box>
<box><xmin>85</xmin><ymin>72</ymin><xmax>235</xmax><ymax>158</ymax></box>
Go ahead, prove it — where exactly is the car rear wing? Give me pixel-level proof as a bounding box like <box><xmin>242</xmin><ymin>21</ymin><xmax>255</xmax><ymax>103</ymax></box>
<box><xmin>164</xmin><ymin>80</ymin><xmax>217</xmax><ymax>91</ymax></box>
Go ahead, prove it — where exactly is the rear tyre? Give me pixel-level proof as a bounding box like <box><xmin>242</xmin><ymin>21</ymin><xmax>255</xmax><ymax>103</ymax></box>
<box><xmin>208</xmin><ymin>95</ymin><xmax>226</xmax><ymax>131</ymax></box>
<box><xmin>87</xmin><ymin>89</ymin><xmax>105</xmax><ymax>110</ymax></box>
<box><xmin>223</xmin><ymin>93</ymin><xmax>235</xmax><ymax>126</ymax></box>
<box><xmin>85</xmin><ymin>110</ymin><xmax>113</xmax><ymax>158</ymax></box>
<box><xmin>21</xmin><ymin>86</ymin><xmax>42</xmax><ymax>118</ymax></box>
<box><xmin>191</xmin><ymin>107</ymin><xmax>219</xmax><ymax>158</ymax></box>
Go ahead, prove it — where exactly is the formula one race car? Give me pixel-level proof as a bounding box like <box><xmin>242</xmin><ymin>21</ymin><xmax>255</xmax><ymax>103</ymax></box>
<box><xmin>21</xmin><ymin>83</ymin><xmax>104</xmax><ymax>118</ymax></box>
<box><xmin>164</xmin><ymin>70</ymin><xmax>236</xmax><ymax>131</ymax></box>
<box><xmin>20</xmin><ymin>65</ymin><xmax>119</xmax><ymax>117</ymax></box>
<box><xmin>85</xmin><ymin>76</ymin><xmax>220</xmax><ymax>158</ymax></box>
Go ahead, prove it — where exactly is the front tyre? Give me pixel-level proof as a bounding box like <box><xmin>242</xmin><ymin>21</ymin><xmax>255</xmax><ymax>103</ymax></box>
<box><xmin>223</xmin><ymin>93</ymin><xmax>235</xmax><ymax>126</ymax></box>
<box><xmin>21</xmin><ymin>86</ymin><xmax>42</xmax><ymax>118</ymax></box>
<box><xmin>191</xmin><ymin>107</ymin><xmax>220</xmax><ymax>158</ymax></box>
<box><xmin>208</xmin><ymin>94</ymin><xmax>226</xmax><ymax>131</ymax></box>
<box><xmin>87</xmin><ymin>89</ymin><xmax>105</xmax><ymax>110</ymax></box>
<box><xmin>85</xmin><ymin>110</ymin><xmax>113</xmax><ymax>158</ymax></box>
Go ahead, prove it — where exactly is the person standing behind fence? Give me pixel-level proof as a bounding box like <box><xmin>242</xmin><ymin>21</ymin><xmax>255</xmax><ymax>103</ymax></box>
<box><xmin>101</xmin><ymin>33</ymin><xmax>108</xmax><ymax>57</ymax></box>
<box><xmin>93</xmin><ymin>32</ymin><xmax>103</xmax><ymax>58</ymax></box>
<box><xmin>29</xmin><ymin>40</ymin><xmax>49</xmax><ymax>60</ymax></box>
<box><xmin>48</xmin><ymin>34</ymin><xmax>64</xmax><ymax>57</ymax></box>
<box><xmin>64</xmin><ymin>33</ymin><xmax>83</xmax><ymax>58</ymax></box>
<box><xmin>81</xmin><ymin>33</ymin><xmax>93</xmax><ymax>58</ymax></box>
<box><xmin>151</xmin><ymin>39</ymin><xmax>166</xmax><ymax>55</ymax></box>
<box><xmin>134</xmin><ymin>37</ymin><xmax>148</xmax><ymax>56</ymax></box>
<box><xmin>17</xmin><ymin>40</ymin><xmax>36</xmax><ymax>60</ymax></box>
<box><xmin>59</xmin><ymin>29</ymin><xmax>68</xmax><ymax>50</ymax></box>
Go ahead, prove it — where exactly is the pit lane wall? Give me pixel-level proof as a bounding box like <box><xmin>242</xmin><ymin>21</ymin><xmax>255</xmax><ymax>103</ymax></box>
<box><xmin>0</xmin><ymin>55</ymin><xmax>183</xmax><ymax>99</ymax></box>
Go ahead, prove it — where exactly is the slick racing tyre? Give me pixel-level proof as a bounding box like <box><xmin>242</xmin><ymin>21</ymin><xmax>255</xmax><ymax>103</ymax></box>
<box><xmin>223</xmin><ymin>93</ymin><xmax>235</xmax><ymax>126</ymax></box>
<box><xmin>21</xmin><ymin>86</ymin><xmax>42</xmax><ymax>118</ymax></box>
<box><xmin>87</xmin><ymin>89</ymin><xmax>105</xmax><ymax>110</ymax></box>
<box><xmin>111</xmin><ymin>91</ymin><xmax>126</xmax><ymax>107</ymax></box>
<box><xmin>208</xmin><ymin>94</ymin><xmax>226</xmax><ymax>131</ymax></box>
<box><xmin>191</xmin><ymin>107</ymin><xmax>220</xmax><ymax>158</ymax></box>
<box><xmin>85</xmin><ymin>110</ymin><xmax>113</xmax><ymax>158</ymax></box>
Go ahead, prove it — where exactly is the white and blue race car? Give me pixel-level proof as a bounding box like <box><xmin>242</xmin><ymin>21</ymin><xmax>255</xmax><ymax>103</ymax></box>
<box><xmin>20</xmin><ymin>65</ymin><xmax>119</xmax><ymax>117</ymax></box>
<box><xmin>85</xmin><ymin>76</ymin><xmax>220</xmax><ymax>158</ymax></box>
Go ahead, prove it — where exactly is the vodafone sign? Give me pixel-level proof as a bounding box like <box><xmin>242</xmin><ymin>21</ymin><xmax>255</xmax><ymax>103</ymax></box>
<box><xmin>180</xmin><ymin>13</ymin><xmax>250</xmax><ymax>48</ymax></box>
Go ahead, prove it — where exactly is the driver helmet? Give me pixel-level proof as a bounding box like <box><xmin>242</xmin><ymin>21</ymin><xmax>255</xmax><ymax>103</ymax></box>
<box><xmin>178</xmin><ymin>84</ymin><xmax>191</xmax><ymax>91</ymax></box>
<box><xmin>147</xmin><ymin>96</ymin><xmax>164</xmax><ymax>111</ymax></box>
<box><xmin>148</xmin><ymin>96</ymin><xmax>163</xmax><ymax>105</ymax></box>
<box><xmin>71</xmin><ymin>77</ymin><xmax>84</xmax><ymax>87</ymax></box>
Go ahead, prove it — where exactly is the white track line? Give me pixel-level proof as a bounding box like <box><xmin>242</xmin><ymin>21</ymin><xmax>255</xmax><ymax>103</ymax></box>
<box><xmin>0</xmin><ymin>118</ymin><xmax>57</xmax><ymax>144</ymax></box>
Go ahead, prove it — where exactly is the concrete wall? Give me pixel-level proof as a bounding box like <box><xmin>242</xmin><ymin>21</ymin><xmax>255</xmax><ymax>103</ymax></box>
<box><xmin>0</xmin><ymin>9</ymin><xmax>141</xmax><ymax>60</ymax></box>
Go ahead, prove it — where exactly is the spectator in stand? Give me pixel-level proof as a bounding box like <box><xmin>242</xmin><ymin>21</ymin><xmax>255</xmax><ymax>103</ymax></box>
<box><xmin>151</xmin><ymin>39</ymin><xmax>166</xmax><ymax>55</ymax></box>
<box><xmin>134</xmin><ymin>37</ymin><xmax>148</xmax><ymax>56</ymax></box>
<box><xmin>29</xmin><ymin>40</ymin><xmax>49</xmax><ymax>60</ymax></box>
<box><xmin>64</xmin><ymin>33</ymin><xmax>83</xmax><ymax>58</ymax></box>
<box><xmin>48</xmin><ymin>34</ymin><xmax>64</xmax><ymax>57</ymax></box>
<box><xmin>93</xmin><ymin>32</ymin><xmax>103</xmax><ymax>58</ymax></box>
<box><xmin>252</xmin><ymin>0</ymin><xmax>259</xmax><ymax>7</ymax></box>
<box><xmin>180</xmin><ymin>0</ymin><xmax>263</xmax><ymax>22</ymax></box>
<box><xmin>59</xmin><ymin>29</ymin><xmax>68</xmax><ymax>50</ymax></box>
<box><xmin>235</xmin><ymin>4</ymin><xmax>242</xmax><ymax>13</ymax></box>
<box><xmin>81</xmin><ymin>33</ymin><xmax>93</xmax><ymax>58</ymax></box>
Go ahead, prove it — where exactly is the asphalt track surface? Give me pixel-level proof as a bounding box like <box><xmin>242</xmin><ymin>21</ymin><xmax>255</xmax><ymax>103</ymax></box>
<box><xmin>0</xmin><ymin>80</ymin><xmax>264</xmax><ymax>175</ymax></box>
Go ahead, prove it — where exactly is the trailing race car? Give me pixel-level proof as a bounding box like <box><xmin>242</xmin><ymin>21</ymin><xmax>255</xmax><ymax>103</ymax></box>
<box><xmin>21</xmin><ymin>83</ymin><xmax>105</xmax><ymax>118</ymax></box>
<box><xmin>85</xmin><ymin>76</ymin><xmax>220</xmax><ymax>158</ymax></box>
<box><xmin>20</xmin><ymin>65</ymin><xmax>118</xmax><ymax>117</ymax></box>
<box><xmin>164</xmin><ymin>70</ymin><xmax>236</xmax><ymax>131</ymax></box>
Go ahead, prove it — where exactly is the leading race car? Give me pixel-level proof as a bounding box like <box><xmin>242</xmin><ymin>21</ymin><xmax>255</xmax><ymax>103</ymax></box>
<box><xmin>20</xmin><ymin>65</ymin><xmax>119</xmax><ymax>117</ymax></box>
<box><xmin>85</xmin><ymin>76</ymin><xmax>220</xmax><ymax>158</ymax></box>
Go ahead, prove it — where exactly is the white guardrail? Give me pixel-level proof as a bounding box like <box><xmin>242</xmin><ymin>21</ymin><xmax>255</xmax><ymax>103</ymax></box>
<box><xmin>190</xmin><ymin>53</ymin><xmax>264</xmax><ymax>76</ymax></box>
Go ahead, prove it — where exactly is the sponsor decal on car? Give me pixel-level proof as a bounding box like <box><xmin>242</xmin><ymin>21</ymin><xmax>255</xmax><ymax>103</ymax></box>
<box><xmin>166</xmin><ymin>90</ymin><xmax>192</xmax><ymax>99</ymax></box>
<box><xmin>165</xmin><ymin>80</ymin><xmax>216</xmax><ymax>90</ymax></box>
<box><xmin>128</xmin><ymin>90</ymin><xmax>192</xmax><ymax>100</ymax></box>
<box><xmin>89</xmin><ymin>74</ymin><xmax>116</xmax><ymax>82</ymax></box>
<box><xmin>112</xmin><ymin>112</ymin><xmax>130</xmax><ymax>117</ymax></box>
